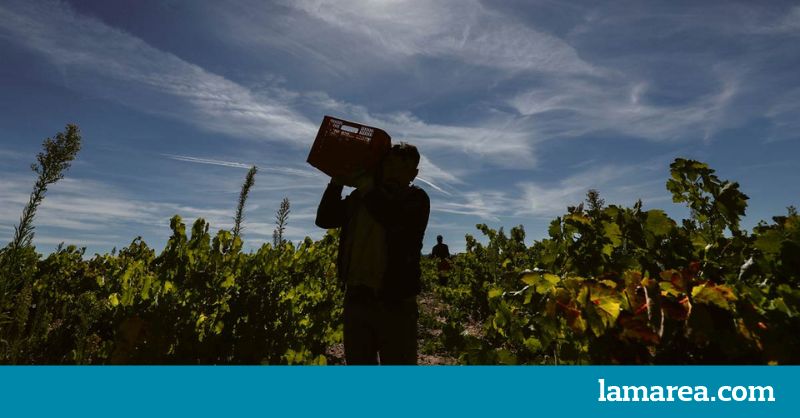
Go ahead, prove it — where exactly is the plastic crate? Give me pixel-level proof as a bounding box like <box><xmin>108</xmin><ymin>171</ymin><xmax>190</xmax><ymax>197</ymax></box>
<box><xmin>306</xmin><ymin>115</ymin><xmax>391</xmax><ymax>179</ymax></box>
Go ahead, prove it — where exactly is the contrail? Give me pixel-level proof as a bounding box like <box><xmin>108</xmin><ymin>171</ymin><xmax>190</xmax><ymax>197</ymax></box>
<box><xmin>163</xmin><ymin>154</ymin><xmax>321</xmax><ymax>178</ymax></box>
<box><xmin>416</xmin><ymin>176</ymin><xmax>452</xmax><ymax>196</ymax></box>
<box><xmin>163</xmin><ymin>154</ymin><xmax>252</xmax><ymax>169</ymax></box>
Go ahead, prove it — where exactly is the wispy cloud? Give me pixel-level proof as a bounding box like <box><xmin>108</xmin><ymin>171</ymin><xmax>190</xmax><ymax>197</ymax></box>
<box><xmin>34</xmin><ymin>235</ymin><xmax>124</xmax><ymax>247</ymax></box>
<box><xmin>763</xmin><ymin>87</ymin><xmax>800</xmax><ymax>142</ymax></box>
<box><xmin>776</xmin><ymin>6</ymin><xmax>800</xmax><ymax>33</ymax></box>
<box><xmin>736</xmin><ymin>4</ymin><xmax>800</xmax><ymax>35</ymax></box>
<box><xmin>433</xmin><ymin>190</ymin><xmax>510</xmax><ymax>222</ymax></box>
<box><xmin>2</xmin><ymin>0</ymin><xmax>798</xmax><ymax>257</ymax></box>
<box><xmin>0</xmin><ymin>149</ymin><xmax>24</xmax><ymax>160</ymax></box>
<box><xmin>0</xmin><ymin>171</ymin><xmax>328</xmax><ymax>252</ymax></box>
<box><xmin>508</xmin><ymin>75</ymin><xmax>738</xmax><ymax>142</ymax></box>
<box><xmin>281</xmin><ymin>0</ymin><xmax>596</xmax><ymax>75</ymax></box>
<box><xmin>304</xmin><ymin>93</ymin><xmax>540</xmax><ymax>169</ymax></box>
<box><xmin>0</xmin><ymin>0</ymin><xmax>544</xmax><ymax>180</ymax></box>
<box><xmin>429</xmin><ymin>158</ymin><xmax>672</xmax><ymax>222</ymax></box>
<box><xmin>0</xmin><ymin>0</ymin><xmax>317</xmax><ymax>145</ymax></box>
<box><xmin>1</xmin><ymin>174</ymin><xmax>208</xmax><ymax>241</ymax></box>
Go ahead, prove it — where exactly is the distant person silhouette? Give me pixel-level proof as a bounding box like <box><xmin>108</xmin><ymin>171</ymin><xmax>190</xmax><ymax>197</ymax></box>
<box><xmin>431</xmin><ymin>235</ymin><xmax>451</xmax><ymax>286</ymax></box>
<box><xmin>315</xmin><ymin>143</ymin><xmax>430</xmax><ymax>365</ymax></box>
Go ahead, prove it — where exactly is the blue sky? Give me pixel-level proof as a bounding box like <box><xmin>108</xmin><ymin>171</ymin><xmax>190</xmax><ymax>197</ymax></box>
<box><xmin>1</xmin><ymin>0</ymin><xmax>799</xmax><ymax>255</ymax></box>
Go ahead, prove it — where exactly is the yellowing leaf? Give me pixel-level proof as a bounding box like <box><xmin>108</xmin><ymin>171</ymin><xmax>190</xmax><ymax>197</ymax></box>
<box><xmin>603</xmin><ymin>222</ymin><xmax>622</xmax><ymax>247</ymax></box>
<box><xmin>221</xmin><ymin>274</ymin><xmax>235</xmax><ymax>288</ymax></box>
<box><xmin>520</xmin><ymin>273</ymin><xmax>560</xmax><ymax>294</ymax></box>
<box><xmin>586</xmin><ymin>285</ymin><xmax>622</xmax><ymax>336</ymax></box>
<box><xmin>564</xmin><ymin>213</ymin><xmax>591</xmax><ymax>225</ymax></box>
<box><xmin>659</xmin><ymin>281</ymin><xmax>683</xmax><ymax>298</ymax></box>
<box><xmin>521</xmin><ymin>273</ymin><xmax>537</xmax><ymax>286</ymax></box>
<box><xmin>692</xmin><ymin>283</ymin><xmax>737</xmax><ymax>310</ymax></box>
<box><xmin>523</xmin><ymin>337</ymin><xmax>542</xmax><ymax>352</ymax></box>
<box><xmin>543</xmin><ymin>273</ymin><xmax>560</xmax><ymax>286</ymax></box>
<box><xmin>599</xmin><ymin>279</ymin><xmax>617</xmax><ymax>289</ymax></box>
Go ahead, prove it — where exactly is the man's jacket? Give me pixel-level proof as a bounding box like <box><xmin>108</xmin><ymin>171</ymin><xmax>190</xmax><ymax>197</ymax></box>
<box><xmin>315</xmin><ymin>181</ymin><xmax>430</xmax><ymax>300</ymax></box>
<box><xmin>432</xmin><ymin>243</ymin><xmax>450</xmax><ymax>259</ymax></box>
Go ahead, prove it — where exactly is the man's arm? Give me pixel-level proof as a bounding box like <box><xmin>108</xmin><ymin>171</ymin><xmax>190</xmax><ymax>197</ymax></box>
<box><xmin>315</xmin><ymin>181</ymin><xmax>347</xmax><ymax>229</ymax></box>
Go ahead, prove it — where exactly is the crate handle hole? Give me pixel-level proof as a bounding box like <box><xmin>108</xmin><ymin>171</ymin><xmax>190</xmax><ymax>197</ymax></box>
<box><xmin>339</xmin><ymin>124</ymin><xmax>359</xmax><ymax>134</ymax></box>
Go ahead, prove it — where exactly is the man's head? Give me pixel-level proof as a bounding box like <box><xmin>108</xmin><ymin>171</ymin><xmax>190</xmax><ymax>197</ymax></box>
<box><xmin>380</xmin><ymin>142</ymin><xmax>419</xmax><ymax>189</ymax></box>
<box><xmin>436</xmin><ymin>235</ymin><xmax>443</xmax><ymax>244</ymax></box>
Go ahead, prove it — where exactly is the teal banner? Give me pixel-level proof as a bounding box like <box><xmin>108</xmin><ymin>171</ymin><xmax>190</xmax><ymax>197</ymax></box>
<box><xmin>0</xmin><ymin>366</ymin><xmax>794</xmax><ymax>417</ymax></box>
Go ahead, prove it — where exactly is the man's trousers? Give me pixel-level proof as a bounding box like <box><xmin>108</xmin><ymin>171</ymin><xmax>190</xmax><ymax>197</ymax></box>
<box><xmin>343</xmin><ymin>286</ymin><xmax>418</xmax><ymax>365</ymax></box>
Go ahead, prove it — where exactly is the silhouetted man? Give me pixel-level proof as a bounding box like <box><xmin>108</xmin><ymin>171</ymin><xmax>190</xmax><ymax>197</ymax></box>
<box><xmin>431</xmin><ymin>235</ymin><xmax>451</xmax><ymax>286</ymax></box>
<box><xmin>315</xmin><ymin>143</ymin><xmax>430</xmax><ymax>365</ymax></box>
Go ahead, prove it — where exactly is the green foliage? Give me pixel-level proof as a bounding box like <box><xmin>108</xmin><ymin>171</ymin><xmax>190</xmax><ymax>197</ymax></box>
<box><xmin>0</xmin><ymin>217</ymin><xmax>342</xmax><ymax>364</ymax></box>
<box><xmin>422</xmin><ymin>159</ymin><xmax>799</xmax><ymax>365</ymax></box>
<box><xmin>233</xmin><ymin>166</ymin><xmax>258</xmax><ymax>239</ymax></box>
<box><xmin>666</xmin><ymin>158</ymin><xmax>749</xmax><ymax>238</ymax></box>
<box><xmin>273</xmin><ymin>197</ymin><xmax>291</xmax><ymax>247</ymax></box>
<box><xmin>11</xmin><ymin>124</ymin><xmax>82</xmax><ymax>251</ymax></box>
<box><xmin>2</xmin><ymin>144</ymin><xmax>797</xmax><ymax>365</ymax></box>
<box><xmin>1</xmin><ymin>124</ymin><xmax>81</xmax><ymax>344</ymax></box>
